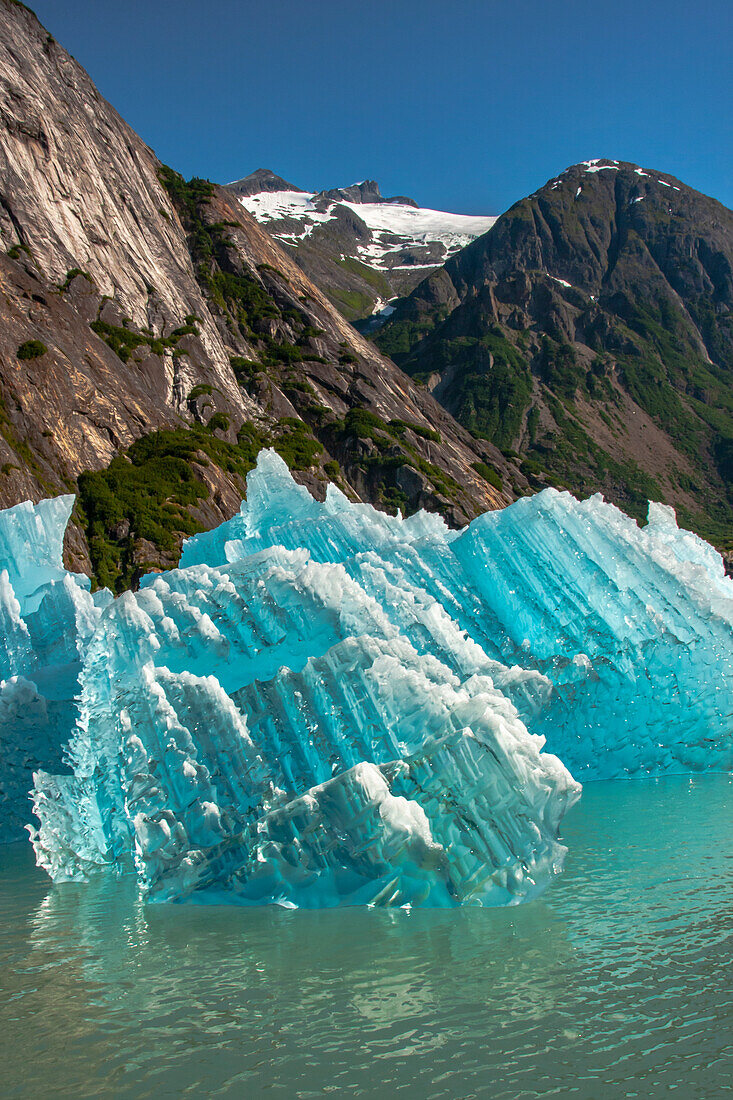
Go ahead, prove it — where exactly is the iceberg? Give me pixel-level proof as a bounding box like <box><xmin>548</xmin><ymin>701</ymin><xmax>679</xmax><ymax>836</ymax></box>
<box><xmin>178</xmin><ymin>453</ymin><xmax>733</xmax><ymax>780</ymax></box>
<box><xmin>0</xmin><ymin>496</ymin><xmax>111</xmax><ymax>841</ymax></box>
<box><xmin>1</xmin><ymin>450</ymin><xmax>730</xmax><ymax>907</ymax></box>
<box><xmin>29</xmin><ymin>546</ymin><xmax>577</xmax><ymax>906</ymax></box>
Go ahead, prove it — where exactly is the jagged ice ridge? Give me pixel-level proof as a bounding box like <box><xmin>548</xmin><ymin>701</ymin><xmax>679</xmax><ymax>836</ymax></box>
<box><xmin>1</xmin><ymin>451</ymin><xmax>731</xmax><ymax>907</ymax></box>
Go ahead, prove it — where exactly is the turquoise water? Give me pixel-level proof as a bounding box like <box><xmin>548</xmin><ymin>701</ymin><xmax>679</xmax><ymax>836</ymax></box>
<box><xmin>2</xmin><ymin>774</ymin><xmax>732</xmax><ymax>1098</ymax></box>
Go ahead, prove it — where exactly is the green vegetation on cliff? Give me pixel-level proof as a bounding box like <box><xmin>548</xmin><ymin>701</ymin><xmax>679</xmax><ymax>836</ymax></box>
<box><xmin>78</xmin><ymin>416</ymin><xmax>324</xmax><ymax>592</ymax></box>
<box><xmin>17</xmin><ymin>340</ymin><xmax>47</xmax><ymax>360</ymax></box>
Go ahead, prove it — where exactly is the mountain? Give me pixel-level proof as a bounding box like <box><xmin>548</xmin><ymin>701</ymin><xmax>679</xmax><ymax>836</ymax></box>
<box><xmin>228</xmin><ymin>171</ymin><xmax>496</xmax><ymax>324</ymax></box>
<box><xmin>0</xmin><ymin>0</ymin><xmax>523</xmax><ymax>591</ymax></box>
<box><xmin>376</xmin><ymin>159</ymin><xmax>733</xmax><ymax>551</ymax></box>
<box><xmin>226</xmin><ymin>168</ymin><xmax>303</xmax><ymax>198</ymax></box>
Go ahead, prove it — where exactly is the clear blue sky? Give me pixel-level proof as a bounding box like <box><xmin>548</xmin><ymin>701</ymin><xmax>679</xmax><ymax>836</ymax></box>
<box><xmin>28</xmin><ymin>0</ymin><xmax>732</xmax><ymax>214</ymax></box>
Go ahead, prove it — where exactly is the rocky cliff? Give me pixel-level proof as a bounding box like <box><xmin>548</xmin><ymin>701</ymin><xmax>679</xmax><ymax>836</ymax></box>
<box><xmin>377</xmin><ymin>159</ymin><xmax>733</xmax><ymax>549</ymax></box>
<box><xmin>0</xmin><ymin>0</ymin><xmax>522</xmax><ymax>590</ymax></box>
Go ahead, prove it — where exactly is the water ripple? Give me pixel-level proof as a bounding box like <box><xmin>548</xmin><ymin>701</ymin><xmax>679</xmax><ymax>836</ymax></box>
<box><xmin>1</xmin><ymin>774</ymin><xmax>732</xmax><ymax>1098</ymax></box>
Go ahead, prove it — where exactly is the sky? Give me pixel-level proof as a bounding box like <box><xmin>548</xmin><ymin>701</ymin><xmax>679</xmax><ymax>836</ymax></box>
<box><xmin>27</xmin><ymin>0</ymin><xmax>732</xmax><ymax>215</ymax></box>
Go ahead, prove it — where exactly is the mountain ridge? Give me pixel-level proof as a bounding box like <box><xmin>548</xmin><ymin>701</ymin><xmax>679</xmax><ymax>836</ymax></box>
<box><xmin>1</xmin><ymin>0</ymin><xmax>730</xmax><ymax>581</ymax></box>
<box><xmin>376</xmin><ymin>158</ymin><xmax>733</xmax><ymax>550</ymax></box>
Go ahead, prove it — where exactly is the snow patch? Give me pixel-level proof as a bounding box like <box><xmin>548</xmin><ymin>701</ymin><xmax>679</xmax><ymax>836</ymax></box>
<box><xmin>239</xmin><ymin>188</ymin><xmax>496</xmax><ymax>271</ymax></box>
<box><xmin>582</xmin><ymin>159</ymin><xmax>619</xmax><ymax>174</ymax></box>
<box><xmin>238</xmin><ymin>190</ymin><xmax>336</xmax><ymax>240</ymax></box>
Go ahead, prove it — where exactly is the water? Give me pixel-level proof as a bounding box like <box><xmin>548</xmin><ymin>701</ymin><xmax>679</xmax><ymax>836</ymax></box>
<box><xmin>1</xmin><ymin>775</ymin><xmax>732</xmax><ymax>1099</ymax></box>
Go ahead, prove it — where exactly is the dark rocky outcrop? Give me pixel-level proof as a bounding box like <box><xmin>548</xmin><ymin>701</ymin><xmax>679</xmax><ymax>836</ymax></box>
<box><xmin>313</xmin><ymin>180</ymin><xmax>418</xmax><ymax>207</ymax></box>
<box><xmin>227</xmin><ymin>168</ymin><xmax>305</xmax><ymax>198</ymax></box>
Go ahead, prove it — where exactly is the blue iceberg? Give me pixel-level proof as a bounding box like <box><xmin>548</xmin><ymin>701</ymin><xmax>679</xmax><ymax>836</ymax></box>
<box><xmin>1</xmin><ymin>450</ymin><xmax>730</xmax><ymax>907</ymax></box>
<box><xmin>0</xmin><ymin>496</ymin><xmax>111</xmax><ymax>841</ymax></box>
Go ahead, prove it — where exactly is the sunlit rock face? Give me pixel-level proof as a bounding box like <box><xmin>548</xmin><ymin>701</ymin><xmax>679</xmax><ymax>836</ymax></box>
<box><xmin>3</xmin><ymin>451</ymin><xmax>731</xmax><ymax>907</ymax></box>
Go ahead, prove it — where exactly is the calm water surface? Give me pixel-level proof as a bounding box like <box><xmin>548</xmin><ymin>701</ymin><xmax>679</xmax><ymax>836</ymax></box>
<box><xmin>1</xmin><ymin>774</ymin><xmax>732</xmax><ymax>1098</ymax></box>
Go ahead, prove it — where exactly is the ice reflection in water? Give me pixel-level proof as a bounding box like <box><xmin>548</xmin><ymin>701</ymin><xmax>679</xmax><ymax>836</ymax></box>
<box><xmin>2</xmin><ymin>774</ymin><xmax>732</xmax><ymax>1098</ymax></box>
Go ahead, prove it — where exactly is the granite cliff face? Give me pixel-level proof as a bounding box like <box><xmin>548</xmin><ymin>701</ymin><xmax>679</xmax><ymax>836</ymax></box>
<box><xmin>377</xmin><ymin>160</ymin><xmax>733</xmax><ymax>549</ymax></box>
<box><xmin>0</xmin><ymin>0</ymin><xmax>520</xmax><ymax>589</ymax></box>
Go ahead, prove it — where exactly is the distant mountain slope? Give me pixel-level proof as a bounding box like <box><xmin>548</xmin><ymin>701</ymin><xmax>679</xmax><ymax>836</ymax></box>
<box><xmin>228</xmin><ymin>171</ymin><xmax>496</xmax><ymax>323</ymax></box>
<box><xmin>376</xmin><ymin>159</ymin><xmax>733</xmax><ymax>550</ymax></box>
<box><xmin>0</xmin><ymin>0</ymin><xmax>521</xmax><ymax>590</ymax></box>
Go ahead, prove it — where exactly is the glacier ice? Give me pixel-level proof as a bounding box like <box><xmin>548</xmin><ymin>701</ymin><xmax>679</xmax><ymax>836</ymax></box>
<box><xmin>0</xmin><ymin>496</ymin><xmax>111</xmax><ymax>841</ymax></box>
<box><xmin>29</xmin><ymin>546</ymin><xmax>577</xmax><ymax>906</ymax></box>
<box><xmin>177</xmin><ymin>454</ymin><xmax>733</xmax><ymax>780</ymax></box>
<box><xmin>2</xmin><ymin>449</ymin><xmax>731</xmax><ymax>907</ymax></box>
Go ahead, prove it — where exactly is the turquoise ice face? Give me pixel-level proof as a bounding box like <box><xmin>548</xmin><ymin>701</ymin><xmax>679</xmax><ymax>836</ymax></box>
<box><xmin>3</xmin><ymin>450</ymin><xmax>732</xmax><ymax>907</ymax></box>
<box><xmin>0</xmin><ymin>495</ymin><xmax>113</xmax><ymax>843</ymax></box>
